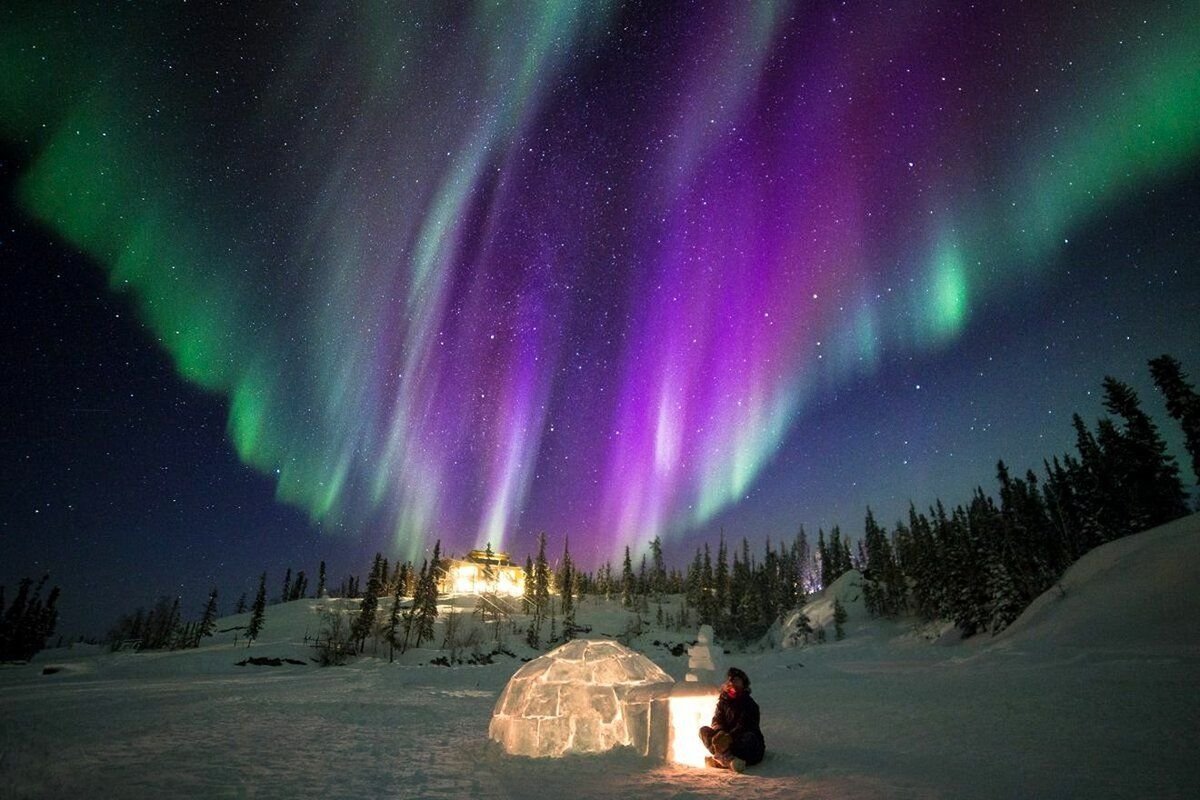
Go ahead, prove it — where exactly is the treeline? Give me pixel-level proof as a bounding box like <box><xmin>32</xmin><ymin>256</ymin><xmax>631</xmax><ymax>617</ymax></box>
<box><xmin>106</xmin><ymin>559</ymin><xmax>325</xmax><ymax>650</ymax></box>
<box><xmin>346</xmin><ymin>542</ymin><xmax>444</xmax><ymax>662</ymax></box>
<box><xmin>570</xmin><ymin>531</ymin><xmax>820</xmax><ymax>646</ymax></box>
<box><xmin>539</xmin><ymin>354</ymin><xmax>1199</xmax><ymax>644</ymax></box>
<box><xmin>0</xmin><ymin>575</ymin><xmax>60</xmax><ymax>661</ymax></box>
<box><xmin>849</xmin><ymin>356</ymin><xmax>1196</xmax><ymax>636</ymax></box>
<box><xmin>108</xmin><ymin>588</ymin><xmax>223</xmax><ymax>651</ymax></box>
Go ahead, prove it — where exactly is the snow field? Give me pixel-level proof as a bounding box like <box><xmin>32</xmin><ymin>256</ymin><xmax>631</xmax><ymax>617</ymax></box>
<box><xmin>2</xmin><ymin>514</ymin><xmax>1198</xmax><ymax>798</ymax></box>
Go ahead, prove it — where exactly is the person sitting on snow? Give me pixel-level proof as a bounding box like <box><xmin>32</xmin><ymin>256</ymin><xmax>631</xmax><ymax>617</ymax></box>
<box><xmin>699</xmin><ymin>666</ymin><xmax>766</xmax><ymax>772</ymax></box>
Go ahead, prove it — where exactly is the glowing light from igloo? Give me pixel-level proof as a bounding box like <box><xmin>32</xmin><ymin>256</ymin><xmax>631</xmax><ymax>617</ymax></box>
<box><xmin>488</xmin><ymin>639</ymin><xmax>673</xmax><ymax>758</ymax></box>
<box><xmin>669</xmin><ymin>625</ymin><xmax>721</xmax><ymax>766</ymax></box>
<box><xmin>667</xmin><ymin>688</ymin><xmax>721</xmax><ymax>766</ymax></box>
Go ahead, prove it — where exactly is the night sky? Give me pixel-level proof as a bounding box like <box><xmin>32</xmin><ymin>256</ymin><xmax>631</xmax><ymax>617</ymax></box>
<box><xmin>3</xmin><ymin>2</ymin><xmax>1198</xmax><ymax>637</ymax></box>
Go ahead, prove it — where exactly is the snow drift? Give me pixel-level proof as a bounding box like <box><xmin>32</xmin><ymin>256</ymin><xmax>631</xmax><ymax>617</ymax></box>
<box><xmin>995</xmin><ymin>512</ymin><xmax>1200</xmax><ymax>652</ymax></box>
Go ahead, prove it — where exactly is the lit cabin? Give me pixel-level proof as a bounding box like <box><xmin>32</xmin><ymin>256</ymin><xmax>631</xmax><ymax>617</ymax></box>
<box><xmin>440</xmin><ymin>549</ymin><xmax>526</xmax><ymax>597</ymax></box>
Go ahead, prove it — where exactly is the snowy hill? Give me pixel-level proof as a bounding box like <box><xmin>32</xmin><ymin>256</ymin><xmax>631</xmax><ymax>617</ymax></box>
<box><xmin>3</xmin><ymin>514</ymin><xmax>1199</xmax><ymax>798</ymax></box>
<box><xmin>995</xmin><ymin>512</ymin><xmax>1200</xmax><ymax>653</ymax></box>
<box><xmin>779</xmin><ymin>568</ymin><xmax>868</xmax><ymax>646</ymax></box>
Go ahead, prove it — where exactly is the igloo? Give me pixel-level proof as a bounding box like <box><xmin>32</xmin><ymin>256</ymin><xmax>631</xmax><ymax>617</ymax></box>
<box><xmin>488</xmin><ymin>639</ymin><xmax>674</xmax><ymax>758</ymax></box>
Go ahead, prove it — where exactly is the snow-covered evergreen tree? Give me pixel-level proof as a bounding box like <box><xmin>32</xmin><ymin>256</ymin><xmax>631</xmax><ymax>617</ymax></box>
<box><xmin>414</xmin><ymin>541</ymin><xmax>441</xmax><ymax>647</ymax></box>
<box><xmin>1101</xmin><ymin>376</ymin><xmax>1189</xmax><ymax>528</ymax></box>
<box><xmin>560</xmin><ymin>537</ymin><xmax>576</xmax><ymax>639</ymax></box>
<box><xmin>833</xmin><ymin>596</ymin><xmax>847</xmax><ymax>640</ymax></box>
<box><xmin>247</xmin><ymin>573</ymin><xmax>267</xmax><ymax>642</ymax></box>
<box><xmin>1149</xmin><ymin>354</ymin><xmax>1200</xmax><ymax>484</ymax></box>
<box><xmin>352</xmin><ymin>554</ymin><xmax>383</xmax><ymax>651</ymax></box>
<box><xmin>198</xmin><ymin>588</ymin><xmax>219</xmax><ymax>641</ymax></box>
<box><xmin>386</xmin><ymin>579</ymin><xmax>403</xmax><ymax>663</ymax></box>
<box><xmin>620</xmin><ymin>546</ymin><xmax>635</xmax><ymax>608</ymax></box>
<box><xmin>650</xmin><ymin>535</ymin><xmax>667</xmax><ymax>596</ymax></box>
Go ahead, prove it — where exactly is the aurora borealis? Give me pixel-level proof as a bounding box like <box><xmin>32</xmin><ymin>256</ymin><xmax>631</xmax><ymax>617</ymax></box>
<box><xmin>3</xmin><ymin>1</ymin><xmax>1199</xmax><ymax>630</ymax></box>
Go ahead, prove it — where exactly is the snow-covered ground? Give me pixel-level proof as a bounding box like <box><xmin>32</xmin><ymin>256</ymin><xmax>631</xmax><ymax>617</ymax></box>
<box><xmin>3</xmin><ymin>514</ymin><xmax>1199</xmax><ymax>799</ymax></box>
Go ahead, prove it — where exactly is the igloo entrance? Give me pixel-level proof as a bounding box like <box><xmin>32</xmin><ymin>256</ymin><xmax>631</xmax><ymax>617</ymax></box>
<box><xmin>488</xmin><ymin>639</ymin><xmax>674</xmax><ymax>758</ymax></box>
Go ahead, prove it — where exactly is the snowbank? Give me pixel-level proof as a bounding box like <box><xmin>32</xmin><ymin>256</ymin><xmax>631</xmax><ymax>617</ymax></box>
<box><xmin>780</xmin><ymin>569</ymin><xmax>866</xmax><ymax>647</ymax></box>
<box><xmin>996</xmin><ymin>512</ymin><xmax>1200</xmax><ymax>652</ymax></box>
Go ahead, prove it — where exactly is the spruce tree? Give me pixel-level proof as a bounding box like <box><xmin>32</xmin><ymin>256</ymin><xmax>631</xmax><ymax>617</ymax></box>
<box><xmin>1149</xmin><ymin>354</ymin><xmax>1200</xmax><ymax>484</ymax></box>
<box><xmin>1043</xmin><ymin>455</ymin><xmax>1086</xmax><ymax>564</ymax></box>
<box><xmin>352</xmin><ymin>555</ymin><xmax>383</xmax><ymax>652</ymax></box>
<box><xmin>415</xmin><ymin>541</ymin><xmax>441</xmax><ymax>647</ymax></box>
<box><xmin>525</xmin><ymin>535</ymin><xmax>549</xmax><ymax>648</ymax></box>
<box><xmin>156</xmin><ymin>596</ymin><xmax>181</xmax><ymax>650</ymax></box>
<box><xmin>736</xmin><ymin>585</ymin><xmax>764</xmax><ymax>641</ymax></box>
<box><xmin>700</xmin><ymin>544</ymin><xmax>715</xmax><ymax>625</ymax></box>
<box><xmin>235</xmin><ymin>593</ymin><xmax>247</xmax><ymax>615</ymax></box>
<box><xmin>317</xmin><ymin>561</ymin><xmax>327</xmax><ymax>598</ymax></box>
<box><xmin>280</xmin><ymin>568</ymin><xmax>292</xmax><ymax>604</ymax></box>
<box><xmin>247</xmin><ymin>573</ymin><xmax>267</xmax><ymax>642</ymax></box>
<box><xmin>476</xmin><ymin>542</ymin><xmax>498</xmax><ymax>623</ymax></box>
<box><xmin>1101</xmin><ymin>376</ymin><xmax>1189</xmax><ymax>529</ymax></box>
<box><xmin>523</xmin><ymin>554</ymin><xmax>535</xmax><ymax>611</ymax></box>
<box><xmin>620</xmin><ymin>546</ymin><xmax>635</xmax><ymax>608</ymax></box>
<box><xmin>685</xmin><ymin>548</ymin><xmax>703</xmax><ymax>610</ymax></box>
<box><xmin>560</xmin><ymin>537</ymin><xmax>576</xmax><ymax>638</ymax></box>
<box><xmin>828</xmin><ymin>527</ymin><xmax>848</xmax><ymax>584</ymax></box>
<box><xmin>761</xmin><ymin>540</ymin><xmax>784</xmax><ymax>624</ymax></box>
<box><xmin>1070</xmin><ymin>413</ymin><xmax>1117</xmax><ymax>547</ymax></box>
<box><xmin>862</xmin><ymin>507</ymin><xmax>903</xmax><ymax>617</ymax></box>
<box><xmin>534</xmin><ymin>533</ymin><xmax>550</xmax><ymax>619</ymax></box>
<box><xmin>397</xmin><ymin>562</ymin><xmax>411</xmax><ymax>597</ymax></box>
<box><xmin>714</xmin><ymin>535</ymin><xmax>730</xmax><ymax>633</ymax></box>
<box><xmin>402</xmin><ymin>560</ymin><xmax>425</xmax><ymax>652</ymax></box>
<box><xmin>650</xmin><ymin>536</ymin><xmax>667</xmax><ymax>596</ymax></box>
<box><xmin>792</xmin><ymin>526</ymin><xmax>812</xmax><ymax>597</ymax></box>
<box><xmin>199</xmin><ymin>588</ymin><xmax>219</xmax><ymax>641</ymax></box>
<box><xmin>817</xmin><ymin>529</ymin><xmax>830</xmax><ymax>589</ymax></box>
<box><xmin>833</xmin><ymin>596</ymin><xmax>847</xmax><ymax>641</ymax></box>
<box><xmin>786</xmin><ymin>610</ymin><xmax>814</xmax><ymax>646</ymax></box>
<box><xmin>899</xmin><ymin>504</ymin><xmax>939</xmax><ymax>621</ymax></box>
<box><xmin>837</xmin><ymin>527</ymin><xmax>854</xmax><ymax>578</ymax></box>
<box><xmin>995</xmin><ymin>462</ymin><xmax>1058</xmax><ymax>605</ymax></box>
<box><xmin>386</xmin><ymin>577</ymin><xmax>404</xmax><ymax>662</ymax></box>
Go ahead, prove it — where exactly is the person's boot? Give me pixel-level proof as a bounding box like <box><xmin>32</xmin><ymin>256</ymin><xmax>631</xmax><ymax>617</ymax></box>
<box><xmin>730</xmin><ymin>757</ymin><xmax>746</xmax><ymax>773</ymax></box>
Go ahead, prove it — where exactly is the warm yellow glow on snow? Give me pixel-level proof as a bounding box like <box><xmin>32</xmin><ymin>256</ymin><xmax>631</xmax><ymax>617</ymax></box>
<box><xmin>668</xmin><ymin>692</ymin><xmax>719</xmax><ymax>767</ymax></box>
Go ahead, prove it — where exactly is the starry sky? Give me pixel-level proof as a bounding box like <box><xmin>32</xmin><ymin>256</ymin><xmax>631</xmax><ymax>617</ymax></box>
<box><xmin>2</xmin><ymin>1</ymin><xmax>1199</xmax><ymax>636</ymax></box>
